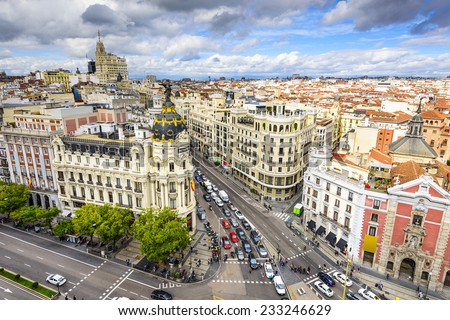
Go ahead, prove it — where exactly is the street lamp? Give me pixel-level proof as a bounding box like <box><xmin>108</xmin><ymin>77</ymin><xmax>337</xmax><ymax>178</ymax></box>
<box><xmin>424</xmin><ymin>272</ymin><xmax>432</xmax><ymax>300</ymax></box>
<box><xmin>218</xmin><ymin>217</ymin><xmax>224</xmax><ymax>263</ymax></box>
<box><xmin>342</xmin><ymin>259</ymin><xmax>352</xmax><ymax>300</ymax></box>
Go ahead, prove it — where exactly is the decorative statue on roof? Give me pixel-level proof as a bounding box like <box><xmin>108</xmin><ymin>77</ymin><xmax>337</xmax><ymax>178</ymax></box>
<box><xmin>163</xmin><ymin>83</ymin><xmax>172</xmax><ymax>102</ymax></box>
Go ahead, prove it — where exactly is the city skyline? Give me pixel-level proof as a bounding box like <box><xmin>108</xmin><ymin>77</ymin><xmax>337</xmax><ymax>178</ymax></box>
<box><xmin>1</xmin><ymin>0</ymin><xmax>450</xmax><ymax>79</ymax></box>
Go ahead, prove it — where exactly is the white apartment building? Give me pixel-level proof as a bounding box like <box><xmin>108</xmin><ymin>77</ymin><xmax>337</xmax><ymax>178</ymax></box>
<box><xmin>302</xmin><ymin>151</ymin><xmax>369</xmax><ymax>258</ymax></box>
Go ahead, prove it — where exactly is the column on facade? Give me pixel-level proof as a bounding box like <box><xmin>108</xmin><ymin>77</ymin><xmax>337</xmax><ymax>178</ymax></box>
<box><xmin>178</xmin><ymin>181</ymin><xmax>184</xmax><ymax>208</ymax></box>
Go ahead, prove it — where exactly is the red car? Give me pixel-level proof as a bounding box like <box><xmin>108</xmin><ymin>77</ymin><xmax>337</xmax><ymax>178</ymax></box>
<box><xmin>222</xmin><ymin>219</ymin><xmax>231</xmax><ymax>229</ymax></box>
<box><xmin>222</xmin><ymin>236</ymin><xmax>231</xmax><ymax>249</ymax></box>
<box><xmin>229</xmin><ymin>231</ymin><xmax>239</xmax><ymax>243</ymax></box>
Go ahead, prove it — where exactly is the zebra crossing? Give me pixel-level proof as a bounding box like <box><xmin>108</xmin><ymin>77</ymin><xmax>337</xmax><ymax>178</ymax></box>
<box><xmin>212</xmin><ymin>279</ymin><xmax>272</xmax><ymax>285</ymax></box>
<box><xmin>286</xmin><ymin>249</ymin><xmax>312</xmax><ymax>260</ymax></box>
<box><xmin>304</xmin><ymin>267</ymin><xmax>336</xmax><ymax>284</ymax></box>
<box><xmin>272</xmin><ymin>211</ymin><xmax>290</xmax><ymax>221</ymax></box>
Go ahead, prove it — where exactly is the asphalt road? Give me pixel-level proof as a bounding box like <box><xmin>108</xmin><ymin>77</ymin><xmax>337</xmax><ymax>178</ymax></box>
<box><xmin>193</xmin><ymin>157</ymin><xmax>367</xmax><ymax>300</ymax></box>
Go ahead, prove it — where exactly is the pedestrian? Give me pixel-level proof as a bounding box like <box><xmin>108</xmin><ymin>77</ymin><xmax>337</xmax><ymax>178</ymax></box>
<box><xmin>65</xmin><ymin>295</ymin><xmax>68</xmax><ymax>300</ymax></box>
<box><xmin>73</xmin><ymin>296</ymin><xmax>77</xmax><ymax>300</ymax></box>
<box><xmin>416</xmin><ymin>286</ymin><xmax>420</xmax><ymax>293</ymax></box>
<box><xmin>190</xmin><ymin>246</ymin><xmax>193</xmax><ymax>253</ymax></box>
<box><xmin>357</xmin><ymin>266</ymin><xmax>360</xmax><ymax>272</ymax></box>
<box><xmin>386</xmin><ymin>274</ymin><xmax>390</xmax><ymax>280</ymax></box>
<box><xmin>349</xmin><ymin>271</ymin><xmax>353</xmax><ymax>278</ymax></box>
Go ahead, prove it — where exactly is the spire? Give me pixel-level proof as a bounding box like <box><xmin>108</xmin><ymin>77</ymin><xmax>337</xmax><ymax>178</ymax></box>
<box><xmin>98</xmin><ymin>30</ymin><xmax>101</xmax><ymax>42</ymax></box>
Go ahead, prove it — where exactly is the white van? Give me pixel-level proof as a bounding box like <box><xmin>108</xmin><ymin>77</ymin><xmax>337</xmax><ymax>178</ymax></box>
<box><xmin>218</xmin><ymin>190</ymin><xmax>229</xmax><ymax>202</ymax></box>
<box><xmin>273</xmin><ymin>276</ymin><xmax>286</xmax><ymax>295</ymax></box>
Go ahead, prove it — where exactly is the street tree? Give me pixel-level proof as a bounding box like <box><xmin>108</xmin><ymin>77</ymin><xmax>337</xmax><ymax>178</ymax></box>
<box><xmin>10</xmin><ymin>205</ymin><xmax>43</xmax><ymax>227</ymax></box>
<box><xmin>72</xmin><ymin>203</ymin><xmax>101</xmax><ymax>245</ymax></box>
<box><xmin>0</xmin><ymin>182</ymin><xmax>31</xmax><ymax>218</ymax></box>
<box><xmin>37</xmin><ymin>207</ymin><xmax>60</xmax><ymax>230</ymax></box>
<box><xmin>132</xmin><ymin>207</ymin><xmax>191</xmax><ymax>262</ymax></box>
<box><xmin>53</xmin><ymin>219</ymin><xmax>74</xmax><ymax>238</ymax></box>
<box><xmin>96</xmin><ymin>205</ymin><xmax>133</xmax><ymax>250</ymax></box>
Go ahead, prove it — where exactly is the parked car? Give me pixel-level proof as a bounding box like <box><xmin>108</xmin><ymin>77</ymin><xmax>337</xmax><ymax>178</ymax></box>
<box><xmin>314</xmin><ymin>281</ymin><xmax>334</xmax><ymax>298</ymax></box>
<box><xmin>250</xmin><ymin>230</ymin><xmax>260</xmax><ymax>244</ymax></box>
<box><xmin>229</xmin><ymin>231</ymin><xmax>239</xmax><ymax>243</ymax></box>
<box><xmin>358</xmin><ymin>288</ymin><xmax>380</xmax><ymax>300</ymax></box>
<box><xmin>248</xmin><ymin>253</ymin><xmax>259</xmax><ymax>269</ymax></box>
<box><xmin>221</xmin><ymin>219</ymin><xmax>231</xmax><ymax>229</ymax></box>
<box><xmin>212</xmin><ymin>184</ymin><xmax>219</xmax><ymax>192</ymax></box>
<box><xmin>257</xmin><ymin>244</ymin><xmax>268</xmax><ymax>258</ymax></box>
<box><xmin>235</xmin><ymin>228</ymin><xmax>247</xmax><ymax>240</ymax></box>
<box><xmin>235</xmin><ymin>247</ymin><xmax>245</xmax><ymax>261</ymax></box>
<box><xmin>229</xmin><ymin>217</ymin><xmax>239</xmax><ymax>228</ymax></box>
<box><xmin>222</xmin><ymin>236</ymin><xmax>231</xmax><ymax>249</ymax></box>
<box><xmin>242</xmin><ymin>240</ymin><xmax>252</xmax><ymax>253</ymax></box>
<box><xmin>333</xmin><ymin>272</ymin><xmax>353</xmax><ymax>287</ymax></box>
<box><xmin>222</xmin><ymin>208</ymin><xmax>231</xmax><ymax>217</ymax></box>
<box><xmin>264</xmin><ymin>262</ymin><xmax>274</xmax><ymax>279</ymax></box>
<box><xmin>151</xmin><ymin>289</ymin><xmax>173</xmax><ymax>300</ymax></box>
<box><xmin>210</xmin><ymin>192</ymin><xmax>218</xmax><ymax>199</ymax></box>
<box><xmin>234</xmin><ymin>210</ymin><xmax>244</xmax><ymax>220</ymax></box>
<box><xmin>203</xmin><ymin>194</ymin><xmax>211</xmax><ymax>202</ymax></box>
<box><xmin>242</xmin><ymin>219</ymin><xmax>251</xmax><ymax>230</ymax></box>
<box><xmin>318</xmin><ymin>271</ymin><xmax>336</xmax><ymax>286</ymax></box>
<box><xmin>228</xmin><ymin>203</ymin><xmax>237</xmax><ymax>212</ymax></box>
<box><xmin>46</xmin><ymin>274</ymin><xmax>66</xmax><ymax>286</ymax></box>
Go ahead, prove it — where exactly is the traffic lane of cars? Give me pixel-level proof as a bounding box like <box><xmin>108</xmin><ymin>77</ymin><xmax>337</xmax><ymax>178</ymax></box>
<box><xmin>0</xmin><ymin>228</ymin><xmax>149</xmax><ymax>299</ymax></box>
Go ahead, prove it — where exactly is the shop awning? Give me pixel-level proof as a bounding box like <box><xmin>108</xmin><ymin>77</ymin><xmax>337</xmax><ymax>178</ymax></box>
<box><xmin>336</xmin><ymin>238</ymin><xmax>348</xmax><ymax>249</ymax></box>
<box><xmin>307</xmin><ymin>220</ymin><xmax>316</xmax><ymax>231</ymax></box>
<box><xmin>363</xmin><ymin>235</ymin><xmax>378</xmax><ymax>253</ymax></box>
<box><xmin>316</xmin><ymin>225</ymin><xmax>326</xmax><ymax>236</ymax></box>
<box><xmin>325</xmin><ymin>231</ymin><xmax>336</xmax><ymax>246</ymax></box>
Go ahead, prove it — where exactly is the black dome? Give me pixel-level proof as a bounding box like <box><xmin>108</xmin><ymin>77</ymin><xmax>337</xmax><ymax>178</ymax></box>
<box><xmin>152</xmin><ymin>84</ymin><xmax>186</xmax><ymax>141</ymax></box>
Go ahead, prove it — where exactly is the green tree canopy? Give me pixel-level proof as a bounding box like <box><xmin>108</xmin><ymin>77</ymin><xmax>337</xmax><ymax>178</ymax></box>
<box><xmin>10</xmin><ymin>205</ymin><xmax>43</xmax><ymax>225</ymax></box>
<box><xmin>53</xmin><ymin>219</ymin><xmax>74</xmax><ymax>237</ymax></box>
<box><xmin>72</xmin><ymin>203</ymin><xmax>101</xmax><ymax>243</ymax></box>
<box><xmin>37</xmin><ymin>207</ymin><xmax>60</xmax><ymax>230</ymax></box>
<box><xmin>0</xmin><ymin>182</ymin><xmax>31</xmax><ymax>217</ymax></box>
<box><xmin>96</xmin><ymin>205</ymin><xmax>133</xmax><ymax>249</ymax></box>
<box><xmin>132</xmin><ymin>207</ymin><xmax>191</xmax><ymax>262</ymax></box>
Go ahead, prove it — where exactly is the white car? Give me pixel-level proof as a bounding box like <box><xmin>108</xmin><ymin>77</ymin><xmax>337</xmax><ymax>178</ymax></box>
<box><xmin>214</xmin><ymin>198</ymin><xmax>224</xmax><ymax>207</ymax></box>
<box><xmin>264</xmin><ymin>262</ymin><xmax>274</xmax><ymax>279</ymax></box>
<box><xmin>314</xmin><ymin>281</ymin><xmax>334</xmax><ymax>298</ymax></box>
<box><xmin>212</xmin><ymin>185</ymin><xmax>219</xmax><ymax>192</ymax></box>
<box><xmin>210</xmin><ymin>192</ymin><xmax>218</xmax><ymax>199</ymax></box>
<box><xmin>46</xmin><ymin>274</ymin><xmax>67</xmax><ymax>286</ymax></box>
<box><xmin>234</xmin><ymin>210</ymin><xmax>244</xmax><ymax>220</ymax></box>
<box><xmin>358</xmin><ymin>288</ymin><xmax>380</xmax><ymax>300</ymax></box>
<box><xmin>333</xmin><ymin>272</ymin><xmax>353</xmax><ymax>287</ymax></box>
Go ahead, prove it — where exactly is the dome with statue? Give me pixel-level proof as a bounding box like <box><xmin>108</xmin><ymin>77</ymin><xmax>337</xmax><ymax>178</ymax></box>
<box><xmin>152</xmin><ymin>84</ymin><xmax>186</xmax><ymax>141</ymax></box>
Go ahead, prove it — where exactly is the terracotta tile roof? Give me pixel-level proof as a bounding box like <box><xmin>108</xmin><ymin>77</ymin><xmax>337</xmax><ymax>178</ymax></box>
<box><xmin>391</xmin><ymin>161</ymin><xmax>426</xmax><ymax>185</ymax></box>
<box><xmin>420</xmin><ymin>110</ymin><xmax>448</xmax><ymax>119</ymax></box>
<box><xmin>369</xmin><ymin>148</ymin><xmax>392</xmax><ymax>165</ymax></box>
<box><xmin>435</xmin><ymin>97</ymin><xmax>450</xmax><ymax>109</ymax></box>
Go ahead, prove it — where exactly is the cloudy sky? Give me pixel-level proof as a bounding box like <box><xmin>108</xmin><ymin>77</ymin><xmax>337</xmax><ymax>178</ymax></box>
<box><xmin>1</xmin><ymin>0</ymin><xmax>450</xmax><ymax>79</ymax></box>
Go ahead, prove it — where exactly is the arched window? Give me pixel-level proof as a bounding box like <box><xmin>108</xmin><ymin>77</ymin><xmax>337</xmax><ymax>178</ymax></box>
<box><xmin>294</xmin><ymin>123</ymin><xmax>298</xmax><ymax>130</ymax></box>
<box><xmin>263</xmin><ymin>123</ymin><xmax>266</xmax><ymax>130</ymax></box>
<box><xmin>280</xmin><ymin>125</ymin><xmax>284</xmax><ymax>132</ymax></box>
<box><xmin>274</xmin><ymin>125</ymin><xmax>277</xmax><ymax>132</ymax></box>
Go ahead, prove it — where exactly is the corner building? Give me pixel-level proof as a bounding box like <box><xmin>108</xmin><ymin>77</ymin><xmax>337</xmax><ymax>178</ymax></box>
<box><xmin>52</xmin><ymin>90</ymin><xmax>196</xmax><ymax>229</ymax></box>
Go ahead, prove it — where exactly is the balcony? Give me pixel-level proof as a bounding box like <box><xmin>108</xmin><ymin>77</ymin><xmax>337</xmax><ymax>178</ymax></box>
<box><xmin>125</xmin><ymin>186</ymin><xmax>132</xmax><ymax>190</ymax></box>
<box><xmin>78</xmin><ymin>180</ymin><xmax>84</xmax><ymax>183</ymax></box>
<box><xmin>87</xmin><ymin>180</ymin><xmax>93</xmax><ymax>185</ymax></box>
<box><xmin>58</xmin><ymin>177</ymin><xmax>65</xmax><ymax>182</ymax></box>
<box><xmin>68</xmin><ymin>178</ymin><xmax>75</xmax><ymax>182</ymax></box>
<box><xmin>134</xmin><ymin>189</ymin><xmax>143</xmax><ymax>194</ymax></box>
<box><xmin>115</xmin><ymin>184</ymin><xmax>122</xmax><ymax>189</ymax></box>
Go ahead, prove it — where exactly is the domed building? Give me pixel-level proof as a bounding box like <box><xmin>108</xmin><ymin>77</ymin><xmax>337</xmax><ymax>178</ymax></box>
<box><xmin>148</xmin><ymin>85</ymin><xmax>195</xmax><ymax>230</ymax></box>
